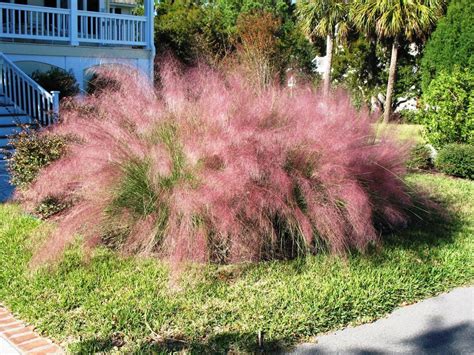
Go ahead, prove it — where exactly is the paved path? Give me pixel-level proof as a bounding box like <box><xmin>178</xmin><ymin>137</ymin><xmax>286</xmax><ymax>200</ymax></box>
<box><xmin>0</xmin><ymin>160</ymin><xmax>14</xmax><ymax>202</ymax></box>
<box><xmin>0</xmin><ymin>335</ymin><xmax>19</xmax><ymax>355</ymax></box>
<box><xmin>291</xmin><ymin>286</ymin><xmax>474</xmax><ymax>354</ymax></box>
<box><xmin>0</xmin><ymin>306</ymin><xmax>63</xmax><ymax>354</ymax></box>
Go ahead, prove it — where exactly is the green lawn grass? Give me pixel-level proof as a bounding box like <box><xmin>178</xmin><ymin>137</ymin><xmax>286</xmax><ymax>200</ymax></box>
<box><xmin>0</xmin><ymin>173</ymin><xmax>473</xmax><ymax>353</ymax></box>
<box><xmin>375</xmin><ymin>123</ymin><xmax>425</xmax><ymax>143</ymax></box>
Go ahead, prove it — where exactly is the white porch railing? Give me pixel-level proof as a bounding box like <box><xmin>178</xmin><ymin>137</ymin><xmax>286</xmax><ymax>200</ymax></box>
<box><xmin>0</xmin><ymin>3</ymin><xmax>147</xmax><ymax>47</ymax></box>
<box><xmin>78</xmin><ymin>11</ymin><xmax>146</xmax><ymax>45</ymax></box>
<box><xmin>0</xmin><ymin>52</ymin><xmax>59</xmax><ymax>127</ymax></box>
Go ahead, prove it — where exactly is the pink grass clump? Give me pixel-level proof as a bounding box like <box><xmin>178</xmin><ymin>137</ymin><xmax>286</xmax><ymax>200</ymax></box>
<box><xmin>21</xmin><ymin>62</ymin><xmax>414</xmax><ymax>267</ymax></box>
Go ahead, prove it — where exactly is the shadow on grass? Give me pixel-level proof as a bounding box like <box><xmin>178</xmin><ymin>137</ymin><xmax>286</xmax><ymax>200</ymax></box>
<box><xmin>72</xmin><ymin>189</ymin><xmax>467</xmax><ymax>354</ymax></box>
<box><xmin>74</xmin><ymin>331</ymin><xmax>287</xmax><ymax>354</ymax></box>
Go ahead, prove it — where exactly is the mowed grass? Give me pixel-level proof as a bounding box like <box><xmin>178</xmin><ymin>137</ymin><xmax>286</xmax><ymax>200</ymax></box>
<box><xmin>0</xmin><ymin>173</ymin><xmax>473</xmax><ymax>353</ymax></box>
<box><xmin>375</xmin><ymin>123</ymin><xmax>425</xmax><ymax>143</ymax></box>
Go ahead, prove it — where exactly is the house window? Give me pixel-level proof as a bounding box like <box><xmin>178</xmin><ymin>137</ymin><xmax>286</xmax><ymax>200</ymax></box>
<box><xmin>110</xmin><ymin>7</ymin><xmax>122</xmax><ymax>14</ymax></box>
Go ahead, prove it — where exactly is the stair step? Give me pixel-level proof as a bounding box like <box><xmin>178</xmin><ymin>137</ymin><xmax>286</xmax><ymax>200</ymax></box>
<box><xmin>0</xmin><ymin>122</ymin><xmax>38</xmax><ymax>128</ymax></box>
<box><xmin>0</xmin><ymin>113</ymin><xmax>27</xmax><ymax>117</ymax></box>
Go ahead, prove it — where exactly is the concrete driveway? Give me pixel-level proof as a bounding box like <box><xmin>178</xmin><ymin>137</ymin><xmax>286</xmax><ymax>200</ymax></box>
<box><xmin>290</xmin><ymin>286</ymin><xmax>474</xmax><ymax>354</ymax></box>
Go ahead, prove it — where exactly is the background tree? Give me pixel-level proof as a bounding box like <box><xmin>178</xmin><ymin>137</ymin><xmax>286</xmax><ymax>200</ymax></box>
<box><xmin>151</xmin><ymin>0</ymin><xmax>316</xmax><ymax>81</ymax></box>
<box><xmin>351</xmin><ymin>0</ymin><xmax>445</xmax><ymax>122</ymax></box>
<box><xmin>234</xmin><ymin>11</ymin><xmax>282</xmax><ymax>88</ymax></box>
<box><xmin>421</xmin><ymin>0</ymin><xmax>474</xmax><ymax>92</ymax></box>
<box><xmin>297</xmin><ymin>0</ymin><xmax>350</xmax><ymax>94</ymax></box>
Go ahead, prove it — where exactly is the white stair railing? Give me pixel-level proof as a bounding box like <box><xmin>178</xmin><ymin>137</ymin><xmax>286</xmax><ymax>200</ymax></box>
<box><xmin>0</xmin><ymin>53</ymin><xmax>59</xmax><ymax>127</ymax></box>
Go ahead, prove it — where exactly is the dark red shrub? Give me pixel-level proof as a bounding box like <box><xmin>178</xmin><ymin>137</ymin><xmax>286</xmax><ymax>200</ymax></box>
<box><xmin>21</xmin><ymin>63</ymin><xmax>414</xmax><ymax>267</ymax></box>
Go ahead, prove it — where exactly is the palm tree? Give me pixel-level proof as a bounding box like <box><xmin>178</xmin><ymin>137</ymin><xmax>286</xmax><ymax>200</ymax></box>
<box><xmin>351</xmin><ymin>0</ymin><xmax>445</xmax><ymax>122</ymax></box>
<box><xmin>297</xmin><ymin>0</ymin><xmax>350</xmax><ymax>95</ymax></box>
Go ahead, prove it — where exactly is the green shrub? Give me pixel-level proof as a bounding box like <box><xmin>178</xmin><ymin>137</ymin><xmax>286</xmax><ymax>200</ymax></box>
<box><xmin>419</xmin><ymin>68</ymin><xmax>474</xmax><ymax>148</ymax></box>
<box><xmin>35</xmin><ymin>196</ymin><xmax>71</xmax><ymax>219</ymax></box>
<box><xmin>86</xmin><ymin>72</ymin><xmax>121</xmax><ymax>96</ymax></box>
<box><xmin>31</xmin><ymin>67</ymin><xmax>80</xmax><ymax>98</ymax></box>
<box><xmin>435</xmin><ymin>144</ymin><xmax>474</xmax><ymax>179</ymax></box>
<box><xmin>407</xmin><ymin>143</ymin><xmax>433</xmax><ymax>171</ymax></box>
<box><xmin>8</xmin><ymin>131</ymin><xmax>68</xmax><ymax>189</ymax></box>
<box><xmin>421</xmin><ymin>0</ymin><xmax>474</xmax><ymax>92</ymax></box>
<box><xmin>399</xmin><ymin>110</ymin><xmax>420</xmax><ymax>124</ymax></box>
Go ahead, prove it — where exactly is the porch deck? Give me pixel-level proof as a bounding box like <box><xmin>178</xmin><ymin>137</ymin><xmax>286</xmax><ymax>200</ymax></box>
<box><xmin>0</xmin><ymin>2</ymin><xmax>152</xmax><ymax>48</ymax></box>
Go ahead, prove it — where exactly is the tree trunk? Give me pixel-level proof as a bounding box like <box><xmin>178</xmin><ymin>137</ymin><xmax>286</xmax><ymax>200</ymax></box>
<box><xmin>323</xmin><ymin>34</ymin><xmax>334</xmax><ymax>95</ymax></box>
<box><xmin>383</xmin><ymin>41</ymin><xmax>399</xmax><ymax>123</ymax></box>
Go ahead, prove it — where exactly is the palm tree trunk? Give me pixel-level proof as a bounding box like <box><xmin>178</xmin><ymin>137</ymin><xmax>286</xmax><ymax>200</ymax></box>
<box><xmin>383</xmin><ymin>40</ymin><xmax>398</xmax><ymax>123</ymax></box>
<box><xmin>323</xmin><ymin>34</ymin><xmax>334</xmax><ymax>95</ymax></box>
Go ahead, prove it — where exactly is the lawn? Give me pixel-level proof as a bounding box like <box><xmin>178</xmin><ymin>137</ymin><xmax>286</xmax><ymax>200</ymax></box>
<box><xmin>375</xmin><ymin>123</ymin><xmax>425</xmax><ymax>143</ymax></box>
<box><xmin>0</xmin><ymin>173</ymin><xmax>473</xmax><ymax>353</ymax></box>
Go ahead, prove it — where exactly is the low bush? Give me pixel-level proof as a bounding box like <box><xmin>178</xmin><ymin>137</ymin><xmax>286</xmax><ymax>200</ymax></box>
<box><xmin>22</xmin><ymin>63</ymin><xmax>416</xmax><ymax>267</ymax></box>
<box><xmin>435</xmin><ymin>144</ymin><xmax>474</xmax><ymax>180</ymax></box>
<box><xmin>398</xmin><ymin>110</ymin><xmax>420</xmax><ymax>124</ymax></box>
<box><xmin>407</xmin><ymin>143</ymin><xmax>433</xmax><ymax>171</ymax></box>
<box><xmin>31</xmin><ymin>67</ymin><xmax>80</xmax><ymax>98</ymax></box>
<box><xmin>9</xmin><ymin>131</ymin><xmax>68</xmax><ymax>189</ymax></box>
<box><xmin>86</xmin><ymin>72</ymin><xmax>122</xmax><ymax>96</ymax></box>
<box><xmin>419</xmin><ymin>68</ymin><xmax>474</xmax><ymax>148</ymax></box>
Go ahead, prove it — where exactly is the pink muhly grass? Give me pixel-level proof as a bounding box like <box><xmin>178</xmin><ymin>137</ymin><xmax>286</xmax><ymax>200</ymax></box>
<box><xmin>22</xmin><ymin>62</ymin><xmax>416</xmax><ymax>268</ymax></box>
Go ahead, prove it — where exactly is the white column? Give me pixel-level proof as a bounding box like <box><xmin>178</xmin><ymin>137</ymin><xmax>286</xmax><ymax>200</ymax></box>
<box><xmin>51</xmin><ymin>91</ymin><xmax>60</xmax><ymax>123</ymax></box>
<box><xmin>144</xmin><ymin>0</ymin><xmax>155</xmax><ymax>81</ymax></box>
<box><xmin>145</xmin><ymin>0</ymin><xmax>154</xmax><ymax>51</ymax></box>
<box><xmin>69</xmin><ymin>0</ymin><xmax>79</xmax><ymax>46</ymax></box>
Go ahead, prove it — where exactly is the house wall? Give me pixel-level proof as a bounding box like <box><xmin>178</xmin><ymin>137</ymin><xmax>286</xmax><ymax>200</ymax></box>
<box><xmin>2</xmin><ymin>42</ymin><xmax>153</xmax><ymax>91</ymax></box>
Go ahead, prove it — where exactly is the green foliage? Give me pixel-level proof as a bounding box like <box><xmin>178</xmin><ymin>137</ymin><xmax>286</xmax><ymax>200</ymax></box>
<box><xmin>8</xmin><ymin>131</ymin><xmax>68</xmax><ymax>189</ymax></box>
<box><xmin>332</xmin><ymin>35</ymin><xmax>383</xmax><ymax>108</ymax></box>
<box><xmin>86</xmin><ymin>73</ymin><xmax>121</xmax><ymax>95</ymax></box>
<box><xmin>407</xmin><ymin>144</ymin><xmax>433</xmax><ymax>171</ymax></box>
<box><xmin>351</xmin><ymin>0</ymin><xmax>445</xmax><ymax>42</ymax></box>
<box><xmin>35</xmin><ymin>196</ymin><xmax>71</xmax><ymax>219</ymax></box>
<box><xmin>435</xmin><ymin>144</ymin><xmax>474</xmax><ymax>179</ymax></box>
<box><xmin>155</xmin><ymin>1</ymin><xmax>206</xmax><ymax>64</ymax></box>
<box><xmin>297</xmin><ymin>0</ymin><xmax>350</xmax><ymax>39</ymax></box>
<box><xmin>0</xmin><ymin>174</ymin><xmax>473</xmax><ymax>352</ymax></box>
<box><xmin>421</xmin><ymin>0</ymin><xmax>474</xmax><ymax>92</ymax></box>
<box><xmin>31</xmin><ymin>67</ymin><xmax>80</xmax><ymax>98</ymax></box>
<box><xmin>154</xmin><ymin>0</ymin><xmax>315</xmax><ymax>77</ymax></box>
<box><xmin>332</xmin><ymin>37</ymin><xmax>422</xmax><ymax>111</ymax></box>
<box><xmin>111</xmin><ymin>160</ymin><xmax>159</xmax><ymax>217</ymax></box>
<box><xmin>420</xmin><ymin>68</ymin><xmax>474</xmax><ymax>147</ymax></box>
<box><xmin>399</xmin><ymin>109</ymin><xmax>421</xmax><ymax>124</ymax></box>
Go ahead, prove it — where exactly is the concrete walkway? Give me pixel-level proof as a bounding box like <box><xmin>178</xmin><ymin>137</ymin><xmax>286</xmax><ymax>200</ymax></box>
<box><xmin>291</xmin><ymin>286</ymin><xmax>474</xmax><ymax>354</ymax></box>
<box><xmin>0</xmin><ymin>335</ymin><xmax>19</xmax><ymax>355</ymax></box>
<box><xmin>0</xmin><ymin>160</ymin><xmax>14</xmax><ymax>202</ymax></box>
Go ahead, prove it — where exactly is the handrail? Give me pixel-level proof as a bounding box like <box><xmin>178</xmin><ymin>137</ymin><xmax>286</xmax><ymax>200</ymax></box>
<box><xmin>0</xmin><ymin>3</ymin><xmax>69</xmax><ymax>14</ymax></box>
<box><xmin>77</xmin><ymin>10</ymin><xmax>146</xmax><ymax>21</ymax></box>
<box><xmin>0</xmin><ymin>52</ymin><xmax>59</xmax><ymax>126</ymax></box>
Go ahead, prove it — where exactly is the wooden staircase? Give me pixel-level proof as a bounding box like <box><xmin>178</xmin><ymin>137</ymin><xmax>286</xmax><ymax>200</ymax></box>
<box><xmin>0</xmin><ymin>94</ymin><xmax>33</xmax><ymax>159</ymax></box>
<box><xmin>0</xmin><ymin>52</ymin><xmax>60</xmax><ymax>200</ymax></box>
<box><xmin>0</xmin><ymin>52</ymin><xmax>60</xmax><ymax>157</ymax></box>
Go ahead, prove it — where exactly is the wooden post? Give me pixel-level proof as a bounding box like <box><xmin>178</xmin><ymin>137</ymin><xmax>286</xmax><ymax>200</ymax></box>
<box><xmin>69</xmin><ymin>0</ymin><xmax>79</xmax><ymax>46</ymax></box>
